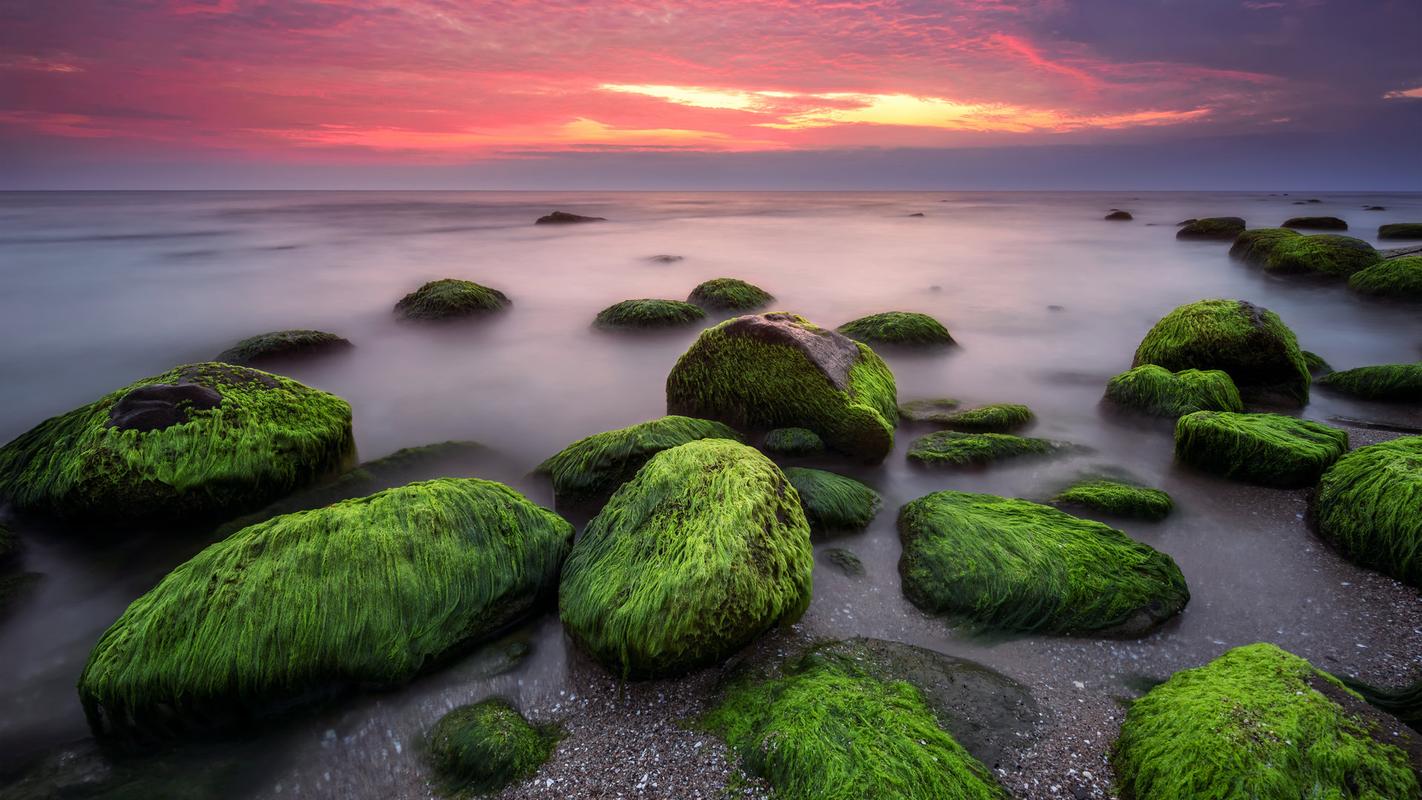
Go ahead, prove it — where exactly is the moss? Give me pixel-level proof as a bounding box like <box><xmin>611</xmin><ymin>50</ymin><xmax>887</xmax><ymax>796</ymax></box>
<box><xmin>1050</xmin><ymin>479</ymin><xmax>1173</xmax><ymax>521</ymax></box>
<box><xmin>1349</xmin><ymin>256</ymin><xmax>1422</xmax><ymax>300</ymax></box>
<box><xmin>535</xmin><ymin>416</ymin><xmax>740</xmax><ymax>507</ymax></box>
<box><xmin>1174</xmin><ymin>411</ymin><xmax>1348</xmax><ymax>488</ymax></box>
<box><xmin>1302</xmin><ymin>350</ymin><xmax>1332</xmax><ymax>375</ymax></box>
<box><xmin>700</xmin><ymin>651</ymin><xmax>1007</xmax><ymax>800</ymax></box>
<box><xmin>686</xmin><ymin>278</ymin><xmax>774</xmax><ymax>311</ymax></box>
<box><xmin>762</xmin><ymin>427</ymin><xmax>825</xmax><ymax>456</ymax></box>
<box><xmin>1228</xmin><ymin>227</ymin><xmax>1300</xmax><ymax>264</ymax></box>
<box><xmin>425</xmin><ymin>699</ymin><xmax>559</xmax><ymax>796</ymax></box>
<box><xmin>898</xmin><ymin>491</ymin><xmax>1188</xmax><ymax>636</ymax></box>
<box><xmin>934</xmin><ymin>403</ymin><xmax>1033</xmax><ymax>433</ymax></box>
<box><xmin>1113</xmin><ymin>643</ymin><xmax>1419</xmax><ymax>800</ymax></box>
<box><xmin>1312</xmin><ymin>436</ymin><xmax>1422</xmax><ymax>588</ymax></box>
<box><xmin>593</xmin><ymin>298</ymin><xmax>705</xmax><ymax>329</ymax></box>
<box><xmin>897</xmin><ymin>397</ymin><xmax>961</xmax><ymax>422</ymax></box>
<box><xmin>1103</xmin><ymin>365</ymin><xmax>1243</xmax><ymax>418</ymax></box>
<box><xmin>785</xmin><ymin>467</ymin><xmax>881</xmax><ymax>534</ymax></box>
<box><xmin>1282</xmin><ymin>216</ymin><xmax>1348</xmax><ymax>230</ymax></box>
<box><xmin>1132</xmin><ymin>298</ymin><xmax>1311</xmax><ymax>404</ymax></box>
<box><xmin>558</xmin><ymin>439</ymin><xmax>812</xmax><ymax>678</ymax></box>
<box><xmin>0</xmin><ymin>363</ymin><xmax>355</xmax><ymax>524</ymax></box>
<box><xmin>1379</xmin><ymin>223</ymin><xmax>1422</xmax><ymax>240</ymax></box>
<box><xmin>906</xmin><ymin>431</ymin><xmax>1068</xmax><ymax>468</ymax></box>
<box><xmin>77</xmin><ymin>478</ymin><xmax>573</xmax><ymax>742</ymax></box>
<box><xmin>1318</xmin><ymin>363</ymin><xmax>1422</xmax><ymax>402</ymax></box>
<box><xmin>394</xmin><ymin>279</ymin><xmax>510</xmax><ymax>320</ymax></box>
<box><xmin>1176</xmin><ymin>217</ymin><xmax>1245</xmax><ymax>240</ymax></box>
<box><xmin>837</xmin><ymin>311</ymin><xmax>955</xmax><ymax>347</ymax></box>
<box><xmin>1258</xmin><ymin>234</ymin><xmax>1380</xmax><ymax>278</ymax></box>
<box><xmin>822</xmin><ymin>547</ymin><xmax>865</xmax><ymax>577</ymax></box>
<box><xmin>215</xmin><ymin>329</ymin><xmax>351</xmax><ymax>366</ymax></box>
<box><xmin>665</xmin><ymin>313</ymin><xmax>899</xmax><ymax>463</ymax></box>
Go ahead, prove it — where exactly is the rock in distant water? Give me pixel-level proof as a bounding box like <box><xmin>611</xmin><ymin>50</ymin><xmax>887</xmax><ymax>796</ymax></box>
<box><xmin>425</xmin><ymin>699</ymin><xmax>560</xmax><ymax>796</ymax></box>
<box><xmin>1313</xmin><ymin>436</ymin><xmax>1422</xmax><ymax>588</ymax></box>
<box><xmin>1364</xmin><ymin>205</ymin><xmax>1386</xmax><ymax>211</ymax></box>
<box><xmin>1349</xmin><ymin>255</ymin><xmax>1422</xmax><ymax>300</ymax></box>
<box><xmin>1379</xmin><ymin>223</ymin><xmax>1422</xmax><ymax>240</ymax></box>
<box><xmin>1231</xmin><ymin>228</ymin><xmax>1379</xmax><ymax>278</ymax></box>
<box><xmin>1176</xmin><ymin>217</ymin><xmax>1245</xmax><ymax>240</ymax></box>
<box><xmin>687</xmin><ymin>277</ymin><xmax>774</xmax><ymax>311</ymax></box>
<box><xmin>907</xmin><ymin>212</ymin><xmax>926</xmax><ymax>217</ymax></box>
<box><xmin>593</xmin><ymin>298</ymin><xmax>705</xmax><ymax>329</ymax></box>
<box><xmin>536</xmin><ymin>210</ymin><xmax>606</xmax><ymax>225</ymax></box>
<box><xmin>1104</xmin><ymin>210</ymin><xmax>1133</xmax><ymax>221</ymax></box>
<box><xmin>1174</xmin><ymin>411</ymin><xmax>1347</xmax><ymax>487</ymax></box>
<box><xmin>394</xmin><ymin>278</ymin><xmax>510</xmax><ymax>320</ymax></box>
<box><xmin>216</xmin><ymin>329</ymin><xmax>351</xmax><ymax>366</ymax></box>
<box><xmin>837</xmin><ymin>311</ymin><xmax>955</xmax><ymax>347</ymax></box>
<box><xmin>647</xmin><ymin>254</ymin><xmax>683</xmax><ymax>263</ymax></box>
<box><xmin>1282</xmin><ymin>216</ymin><xmax>1347</xmax><ymax>230</ymax></box>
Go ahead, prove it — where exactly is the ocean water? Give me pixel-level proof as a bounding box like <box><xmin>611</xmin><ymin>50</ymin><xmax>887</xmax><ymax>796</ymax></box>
<box><xmin>0</xmin><ymin>191</ymin><xmax>1419</xmax><ymax>797</ymax></box>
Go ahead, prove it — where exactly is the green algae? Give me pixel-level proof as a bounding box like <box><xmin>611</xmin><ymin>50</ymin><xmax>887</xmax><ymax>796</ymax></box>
<box><xmin>1282</xmin><ymin>216</ymin><xmax>1347</xmax><ymax>230</ymax></box>
<box><xmin>1312</xmin><ymin>436</ymin><xmax>1422</xmax><ymax>588</ymax></box>
<box><xmin>77</xmin><ymin>478</ymin><xmax>573</xmax><ymax>742</ymax></box>
<box><xmin>1051</xmin><ymin>479</ymin><xmax>1174</xmax><ymax>521</ymax></box>
<box><xmin>425</xmin><ymin>699</ymin><xmax>559</xmax><ymax>796</ymax></box>
<box><xmin>394</xmin><ymin>279</ymin><xmax>510</xmax><ymax>320</ymax></box>
<box><xmin>1317</xmin><ymin>363</ymin><xmax>1422</xmax><ymax>402</ymax></box>
<box><xmin>1228</xmin><ymin>227</ymin><xmax>1301</xmax><ymax>264</ymax></box>
<box><xmin>821</xmin><ymin>547</ymin><xmax>865</xmax><ymax>577</ymax></box>
<box><xmin>215</xmin><ymin>329</ymin><xmax>351</xmax><ymax>366</ymax></box>
<box><xmin>1379</xmin><ymin>223</ymin><xmax>1422</xmax><ymax>240</ymax></box>
<box><xmin>558</xmin><ymin>439</ymin><xmax>812</xmax><ymax>678</ymax></box>
<box><xmin>1176</xmin><ymin>217</ymin><xmax>1245</xmax><ymax>240</ymax></box>
<box><xmin>934</xmin><ymin>403</ymin><xmax>1034</xmax><ymax>433</ymax></box>
<box><xmin>762</xmin><ymin>427</ymin><xmax>825</xmax><ymax>456</ymax></box>
<box><xmin>1258</xmin><ymin>234</ymin><xmax>1380</xmax><ymax>278</ymax></box>
<box><xmin>837</xmin><ymin>311</ymin><xmax>955</xmax><ymax>347</ymax></box>
<box><xmin>0</xmin><ymin>363</ymin><xmax>355</xmax><ymax>523</ymax></box>
<box><xmin>1174</xmin><ymin>411</ymin><xmax>1348</xmax><ymax>488</ymax></box>
<box><xmin>593</xmin><ymin>298</ymin><xmax>706</xmax><ymax>329</ymax></box>
<box><xmin>784</xmin><ymin>467</ymin><xmax>881</xmax><ymax>535</ymax></box>
<box><xmin>1103</xmin><ymin>365</ymin><xmax>1243</xmax><ymax>418</ymax></box>
<box><xmin>1349</xmin><ymin>256</ymin><xmax>1422</xmax><ymax>300</ymax></box>
<box><xmin>1113</xmin><ymin>643</ymin><xmax>1419</xmax><ymax>800</ymax></box>
<box><xmin>906</xmin><ymin>431</ymin><xmax>1068</xmax><ymax>468</ymax></box>
<box><xmin>686</xmin><ymin>278</ymin><xmax>774</xmax><ymax>311</ymax></box>
<box><xmin>1302</xmin><ymin>350</ymin><xmax>1333</xmax><ymax>375</ymax></box>
<box><xmin>898</xmin><ymin>491</ymin><xmax>1188</xmax><ymax>636</ymax></box>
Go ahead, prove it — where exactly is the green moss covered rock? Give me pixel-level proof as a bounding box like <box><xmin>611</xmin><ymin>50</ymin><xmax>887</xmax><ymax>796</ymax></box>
<box><xmin>762</xmin><ymin>427</ymin><xmax>825</xmax><ymax>456</ymax></box>
<box><xmin>1228</xmin><ymin>226</ymin><xmax>1299</xmax><ymax>264</ymax></box>
<box><xmin>822</xmin><ymin>547</ymin><xmax>865</xmax><ymax>577</ymax></box>
<box><xmin>898</xmin><ymin>491</ymin><xmax>1188</xmax><ymax>636</ymax></box>
<box><xmin>934</xmin><ymin>403</ymin><xmax>1033</xmax><ymax>433</ymax></box>
<box><xmin>1176</xmin><ymin>217</ymin><xmax>1245</xmax><ymax>240</ymax></box>
<box><xmin>1132</xmin><ymin>299</ymin><xmax>1310</xmax><ymax>404</ymax></box>
<box><xmin>558</xmin><ymin>439</ymin><xmax>812</xmax><ymax>678</ymax></box>
<box><xmin>1174</xmin><ymin>411</ymin><xmax>1347</xmax><ymax>488</ymax></box>
<box><xmin>1349</xmin><ymin>256</ymin><xmax>1422</xmax><ymax>300</ymax></box>
<box><xmin>535</xmin><ymin>416</ymin><xmax>740</xmax><ymax>508</ymax></box>
<box><xmin>1282</xmin><ymin>216</ymin><xmax>1347</xmax><ymax>230</ymax></box>
<box><xmin>1379</xmin><ymin>223</ymin><xmax>1422</xmax><ymax>240</ymax></box>
<box><xmin>1113</xmin><ymin>643</ymin><xmax>1420</xmax><ymax>800</ymax></box>
<box><xmin>1103</xmin><ymin>365</ymin><xmax>1243</xmax><ymax>418</ymax></box>
<box><xmin>78</xmin><ymin>478</ymin><xmax>572</xmax><ymax>741</ymax></box>
<box><xmin>1258</xmin><ymin>233</ymin><xmax>1380</xmax><ymax>278</ymax></box>
<box><xmin>1313</xmin><ymin>436</ymin><xmax>1422</xmax><ymax>588</ymax></box>
<box><xmin>906</xmin><ymin>431</ymin><xmax>1069</xmax><ymax>468</ymax></box>
<box><xmin>1318</xmin><ymin>363</ymin><xmax>1422</xmax><ymax>402</ymax></box>
<box><xmin>1302</xmin><ymin>350</ymin><xmax>1332</xmax><ymax>375</ymax></box>
<box><xmin>837</xmin><ymin>311</ymin><xmax>955</xmax><ymax>347</ymax></box>
<box><xmin>785</xmin><ymin>467</ymin><xmax>881</xmax><ymax>535</ymax></box>
<box><xmin>593</xmin><ymin>299</ymin><xmax>705</xmax><ymax>329</ymax></box>
<box><xmin>425</xmin><ymin>699</ymin><xmax>559</xmax><ymax>796</ymax></box>
<box><xmin>897</xmin><ymin>397</ymin><xmax>961</xmax><ymax>422</ymax></box>
<box><xmin>1050</xmin><ymin>479</ymin><xmax>1173</xmax><ymax>521</ymax></box>
<box><xmin>686</xmin><ymin>278</ymin><xmax>774</xmax><ymax>311</ymax></box>
<box><xmin>394</xmin><ymin>279</ymin><xmax>510</xmax><ymax>320</ymax></box>
<box><xmin>215</xmin><ymin>329</ymin><xmax>351</xmax><ymax>366</ymax></box>
<box><xmin>0</xmin><ymin>363</ymin><xmax>355</xmax><ymax>524</ymax></box>
<box><xmin>666</xmin><ymin>313</ymin><xmax>898</xmax><ymax>462</ymax></box>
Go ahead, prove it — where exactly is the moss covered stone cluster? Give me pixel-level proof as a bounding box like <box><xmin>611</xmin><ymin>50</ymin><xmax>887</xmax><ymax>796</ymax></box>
<box><xmin>425</xmin><ymin>699</ymin><xmax>559</xmax><ymax>796</ymax></box>
<box><xmin>837</xmin><ymin>311</ymin><xmax>955</xmax><ymax>347</ymax></box>
<box><xmin>394</xmin><ymin>279</ymin><xmax>510</xmax><ymax>320</ymax></box>
<box><xmin>1312</xmin><ymin>436</ymin><xmax>1422</xmax><ymax>588</ymax></box>
<box><xmin>1174</xmin><ymin>411</ymin><xmax>1347</xmax><ymax>488</ymax></box>
<box><xmin>1103</xmin><ymin>365</ymin><xmax>1242</xmax><ymax>418</ymax></box>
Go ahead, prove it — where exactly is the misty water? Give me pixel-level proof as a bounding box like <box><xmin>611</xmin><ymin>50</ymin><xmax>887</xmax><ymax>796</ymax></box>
<box><xmin>0</xmin><ymin>190</ymin><xmax>1419</xmax><ymax>798</ymax></box>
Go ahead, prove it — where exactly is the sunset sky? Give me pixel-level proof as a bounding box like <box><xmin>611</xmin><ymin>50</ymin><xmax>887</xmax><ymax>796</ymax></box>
<box><xmin>2</xmin><ymin>0</ymin><xmax>1419</xmax><ymax>189</ymax></box>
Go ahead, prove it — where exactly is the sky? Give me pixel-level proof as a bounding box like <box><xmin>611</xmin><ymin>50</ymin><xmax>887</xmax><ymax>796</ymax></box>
<box><xmin>1</xmin><ymin>0</ymin><xmax>1419</xmax><ymax>189</ymax></box>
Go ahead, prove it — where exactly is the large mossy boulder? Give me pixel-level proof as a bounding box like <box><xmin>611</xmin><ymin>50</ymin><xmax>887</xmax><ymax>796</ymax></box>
<box><xmin>593</xmin><ymin>299</ymin><xmax>705</xmax><ymax>329</ymax></box>
<box><xmin>1132</xmin><ymin>299</ymin><xmax>1311</xmax><ymax>404</ymax></box>
<box><xmin>933</xmin><ymin>403</ymin><xmax>1033</xmax><ymax>433</ymax></box>
<box><xmin>1282</xmin><ymin>216</ymin><xmax>1347</xmax><ymax>230</ymax></box>
<box><xmin>1113</xmin><ymin>643</ymin><xmax>1420</xmax><ymax>800</ymax></box>
<box><xmin>0</xmin><ymin>363</ymin><xmax>355</xmax><ymax>524</ymax></box>
<box><xmin>1176</xmin><ymin>217</ymin><xmax>1245</xmax><ymax>240</ymax></box>
<box><xmin>215</xmin><ymin>329</ymin><xmax>351</xmax><ymax>366</ymax></box>
<box><xmin>425</xmin><ymin>699</ymin><xmax>559</xmax><ymax>796</ymax></box>
<box><xmin>77</xmin><ymin>478</ymin><xmax>573</xmax><ymax>741</ymax></box>
<box><xmin>686</xmin><ymin>278</ymin><xmax>774</xmax><ymax>311</ymax></box>
<box><xmin>558</xmin><ymin>439</ymin><xmax>812</xmax><ymax>678</ymax></box>
<box><xmin>1317</xmin><ymin>363</ymin><xmax>1422</xmax><ymax>402</ymax></box>
<box><xmin>784</xmin><ymin>467</ymin><xmax>881</xmax><ymax>535</ymax></box>
<box><xmin>1313</xmin><ymin>436</ymin><xmax>1422</xmax><ymax>588</ymax></box>
<box><xmin>1174</xmin><ymin>411</ymin><xmax>1347</xmax><ymax>488</ymax></box>
<box><xmin>1260</xmin><ymin>234</ymin><xmax>1380</xmax><ymax>278</ymax></box>
<box><xmin>898</xmin><ymin>491</ymin><xmax>1188</xmax><ymax>636</ymax></box>
<box><xmin>534</xmin><ymin>416</ymin><xmax>740</xmax><ymax>508</ymax></box>
<box><xmin>1103</xmin><ymin>365</ymin><xmax>1243</xmax><ymax>418</ymax></box>
<box><xmin>1050</xmin><ymin>479</ymin><xmax>1173</xmax><ymax>521</ymax></box>
<box><xmin>837</xmin><ymin>311</ymin><xmax>955</xmax><ymax>347</ymax></box>
<box><xmin>906</xmin><ymin>431</ymin><xmax>1071</xmax><ymax>468</ymax></box>
<box><xmin>1349</xmin><ymin>255</ymin><xmax>1422</xmax><ymax>300</ymax></box>
<box><xmin>394</xmin><ymin>279</ymin><xmax>510</xmax><ymax>321</ymax></box>
<box><xmin>665</xmin><ymin>313</ymin><xmax>898</xmax><ymax>462</ymax></box>
<box><xmin>1379</xmin><ymin>223</ymin><xmax>1422</xmax><ymax>240</ymax></box>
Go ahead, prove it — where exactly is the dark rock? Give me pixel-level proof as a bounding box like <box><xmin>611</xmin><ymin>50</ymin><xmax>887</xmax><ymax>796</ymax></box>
<box><xmin>1282</xmin><ymin>216</ymin><xmax>1347</xmax><ymax>230</ymax></box>
<box><xmin>647</xmin><ymin>254</ymin><xmax>683</xmax><ymax>264</ymax></box>
<box><xmin>1105</xmin><ymin>210</ymin><xmax>1133</xmax><ymax>221</ymax></box>
<box><xmin>821</xmin><ymin>547</ymin><xmax>865</xmax><ymax>577</ymax></box>
<box><xmin>216</xmin><ymin>329</ymin><xmax>351</xmax><ymax>366</ymax></box>
<box><xmin>1176</xmin><ymin>217</ymin><xmax>1246</xmax><ymax>240</ymax></box>
<box><xmin>907</xmin><ymin>212</ymin><xmax>926</xmax><ymax>217</ymax></box>
<box><xmin>535</xmin><ymin>211</ymin><xmax>606</xmax><ymax>225</ymax></box>
<box><xmin>108</xmin><ymin>384</ymin><xmax>222</xmax><ymax>432</ymax></box>
<box><xmin>1365</xmin><ymin>205</ymin><xmax>1386</xmax><ymax>211</ymax></box>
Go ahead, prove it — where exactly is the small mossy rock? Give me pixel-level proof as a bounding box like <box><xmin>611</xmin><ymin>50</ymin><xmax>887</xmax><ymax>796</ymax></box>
<box><xmin>1349</xmin><ymin>256</ymin><xmax>1422</xmax><ymax>300</ymax></box>
<box><xmin>785</xmin><ymin>467</ymin><xmax>881</xmax><ymax>535</ymax></box>
<box><xmin>1132</xmin><ymin>298</ymin><xmax>1310</xmax><ymax>404</ymax></box>
<box><xmin>0</xmin><ymin>363</ymin><xmax>355</xmax><ymax>524</ymax></box>
<box><xmin>1174</xmin><ymin>411</ymin><xmax>1347</xmax><ymax>488</ymax></box>
<box><xmin>1113</xmin><ymin>643</ymin><xmax>1421</xmax><ymax>800</ymax></box>
<box><xmin>535</xmin><ymin>211</ymin><xmax>605</xmax><ymax>225</ymax></box>
<box><xmin>1318</xmin><ymin>363</ymin><xmax>1422</xmax><ymax>402</ymax></box>
<box><xmin>700</xmin><ymin>646</ymin><xmax>1008</xmax><ymax>800</ymax></box>
<box><xmin>425</xmin><ymin>699</ymin><xmax>559</xmax><ymax>796</ymax></box>
<box><xmin>593</xmin><ymin>299</ymin><xmax>705</xmax><ymax>329</ymax></box>
<box><xmin>898</xmin><ymin>491</ymin><xmax>1188</xmax><ymax>636</ymax></box>
<box><xmin>77</xmin><ymin>478</ymin><xmax>573</xmax><ymax>742</ymax></box>
<box><xmin>837</xmin><ymin>311</ymin><xmax>955</xmax><ymax>347</ymax></box>
<box><xmin>762</xmin><ymin>427</ymin><xmax>825</xmax><ymax>457</ymax></box>
<box><xmin>1105</xmin><ymin>210</ymin><xmax>1133</xmax><ymax>221</ymax></box>
<box><xmin>558</xmin><ymin>439</ymin><xmax>812</xmax><ymax>678</ymax></box>
<box><xmin>1176</xmin><ymin>217</ymin><xmax>1245</xmax><ymax>240</ymax></box>
<box><xmin>906</xmin><ymin>431</ymin><xmax>1070</xmax><ymax>468</ymax></box>
<box><xmin>1103</xmin><ymin>365</ymin><xmax>1243</xmax><ymax>418</ymax></box>
<box><xmin>1229</xmin><ymin>227</ymin><xmax>1300</xmax><ymax>264</ymax></box>
<box><xmin>1283</xmin><ymin>216</ymin><xmax>1347</xmax><ymax>230</ymax></box>
<box><xmin>898</xmin><ymin>397</ymin><xmax>961</xmax><ymax>422</ymax></box>
<box><xmin>935</xmin><ymin>403</ymin><xmax>1033</xmax><ymax>433</ymax></box>
<box><xmin>535</xmin><ymin>416</ymin><xmax>740</xmax><ymax>508</ymax></box>
<box><xmin>1313</xmin><ymin>436</ymin><xmax>1422</xmax><ymax>588</ymax></box>
<box><xmin>687</xmin><ymin>278</ymin><xmax>774</xmax><ymax>311</ymax></box>
<box><xmin>1379</xmin><ymin>223</ymin><xmax>1422</xmax><ymax>240</ymax></box>
<box><xmin>821</xmin><ymin>547</ymin><xmax>865</xmax><ymax>577</ymax></box>
<box><xmin>1259</xmin><ymin>234</ymin><xmax>1380</xmax><ymax>278</ymax></box>
<box><xmin>394</xmin><ymin>279</ymin><xmax>510</xmax><ymax>321</ymax></box>
<box><xmin>1302</xmin><ymin>350</ymin><xmax>1332</xmax><ymax>376</ymax></box>
<box><xmin>665</xmin><ymin>313</ymin><xmax>898</xmax><ymax>463</ymax></box>
<box><xmin>1051</xmin><ymin>479</ymin><xmax>1173</xmax><ymax>521</ymax></box>
<box><xmin>215</xmin><ymin>329</ymin><xmax>351</xmax><ymax>366</ymax></box>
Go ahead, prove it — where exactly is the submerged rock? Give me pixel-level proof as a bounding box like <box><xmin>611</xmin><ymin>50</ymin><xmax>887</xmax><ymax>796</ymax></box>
<box><xmin>0</xmin><ymin>363</ymin><xmax>355</xmax><ymax>524</ymax></box>
<box><xmin>1317</xmin><ymin>363</ymin><xmax>1422</xmax><ymax>402</ymax></box>
<box><xmin>785</xmin><ymin>467</ymin><xmax>881</xmax><ymax>535</ymax></box>
<box><xmin>1313</xmin><ymin>436</ymin><xmax>1422</xmax><ymax>588</ymax></box>
<box><xmin>906</xmin><ymin>431</ymin><xmax>1072</xmax><ymax>468</ymax></box>
<box><xmin>898</xmin><ymin>491</ymin><xmax>1188</xmax><ymax>636</ymax></box>
<box><xmin>1104</xmin><ymin>210</ymin><xmax>1133</xmax><ymax>221</ymax></box>
<box><xmin>1050</xmin><ymin>478</ymin><xmax>1173</xmax><ymax>521</ymax></box>
<box><xmin>535</xmin><ymin>210</ymin><xmax>605</xmax><ymax>225</ymax></box>
<box><xmin>1176</xmin><ymin>217</ymin><xmax>1245</xmax><ymax>240</ymax></box>
<box><xmin>821</xmin><ymin>547</ymin><xmax>865</xmax><ymax>577</ymax></box>
<box><xmin>593</xmin><ymin>299</ymin><xmax>705</xmax><ymax>329</ymax></box>
<box><xmin>837</xmin><ymin>311</ymin><xmax>955</xmax><ymax>347</ymax></box>
<box><xmin>1349</xmin><ymin>255</ymin><xmax>1422</xmax><ymax>300</ymax></box>
<box><xmin>762</xmin><ymin>427</ymin><xmax>825</xmax><ymax>456</ymax></box>
<box><xmin>1379</xmin><ymin>223</ymin><xmax>1422</xmax><ymax>240</ymax></box>
<box><xmin>1282</xmin><ymin>216</ymin><xmax>1347</xmax><ymax>230</ymax></box>
<box><xmin>1174</xmin><ymin>411</ymin><xmax>1347</xmax><ymax>488</ymax></box>
<box><xmin>558</xmin><ymin>439</ymin><xmax>812</xmax><ymax>678</ymax></box>
<box><xmin>394</xmin><ymin>278</ymin><xmax>510</xmax><ymax>321</ymax></box>
<box><xmin>77</xmin><ymin>478</ymin><xmax>573</xmax><ymax>742</ymax></box>
<box><xmin>647</xmin><ymin>254</ymin><xmax>683</xmax><ymax>264</ymax></box>
<box><xmin>666</xmin><ymin>313</ymin><xmax>899</xmax><ymax>462</ymax></box>
<box><xmin>1103</xmin><ymin>365</ymin><xmax>1243</xmax><ymax>418</ymax></box>
<box><xmin>897</xmin><ymin>397</ymin><xmax>961</xmax><ymax>422</ymax></box>
<box><xmin>215</xmin><ymin>329</ymin><xmax>351</xmax><ymax>366</ymax></box>
<box><xmin>1114</xmin><ymin>644</ymin><xmax>1420</xmax><ymax>800</ymax></box>
<box><xmin>425</xmin><ymin>699</ymin><xmax>560</xmax><ymax>796</ymax></box>
<box><xmin>932</xmin><ymin>403</ymin><xmax>1033</xmax><ymax>433</ymax></box>
<box><xmin>686</xmin><ymin>278</ymin><xmax>774</xmax><ymax>312</ymax></box>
